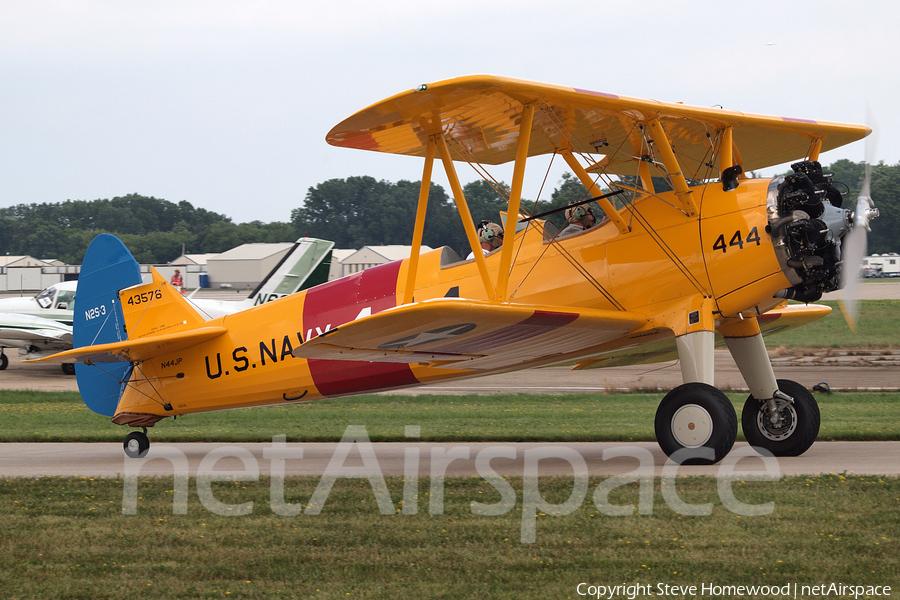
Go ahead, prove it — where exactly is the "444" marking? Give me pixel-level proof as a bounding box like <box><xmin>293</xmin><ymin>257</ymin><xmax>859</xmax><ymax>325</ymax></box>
<box><xmin>712</xmin><ymin>227</ymin><xmax>761</xmax><ymax>253</ymax></box>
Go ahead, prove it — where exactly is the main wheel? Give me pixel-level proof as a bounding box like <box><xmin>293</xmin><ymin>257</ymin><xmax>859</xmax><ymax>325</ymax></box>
<box><xmin>123</xmin><ymin>431</ymin><xmax>150</xmax><ymax>458</ymax></box>
<box><xmin>655</xmin><ymin>382</ymin><xmax>737</xmax><ymax>465</ymax></box>
<box><xmin>0</xmin><ymin>353</ymin><xmax>8</xmax><ymax>370</ymax></box>
<box><xmin>742</xmin><ymin>379</ymin><xmax>820</xmax><ymax>456</ymax></box>
<box><xmin>61</xmin><ymin>363</ymin><xmax>76</xmax><ymax>376</ymax></box>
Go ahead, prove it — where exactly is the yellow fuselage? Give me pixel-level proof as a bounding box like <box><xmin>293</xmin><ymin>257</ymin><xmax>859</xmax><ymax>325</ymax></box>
<box><xmin>118</xmin><ymin>179</ymin><xmax>789</xmax><ymax>422</ymax></box>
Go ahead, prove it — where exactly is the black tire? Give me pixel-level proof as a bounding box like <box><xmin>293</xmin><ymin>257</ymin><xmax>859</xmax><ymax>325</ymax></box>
<box><xmin>742</xmin><ymin>379</ymin><xmax>820</xmax><ymax>457</ymax></box>
<box><xmin>123</xmin><ymin>431</ymin><xmax>150</xmax><ymax>459</ymax></box>
<box><xmin>655</xmin><ymin>382</ymin><xmax>737</xmax><ymax>465</ymax></box>
<box><xmin>0</xmin><ymin>354</ymin><xmax>7</xmax><ymax>370</ymax></box>
<box><xmin>61</xmin><ymin>363</ymin><xmax>76</xmax><ymax>376</ymax></box>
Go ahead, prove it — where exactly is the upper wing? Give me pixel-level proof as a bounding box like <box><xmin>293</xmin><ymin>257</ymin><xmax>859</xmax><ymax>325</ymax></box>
<box><xmin>0</xmin><ymin>313</ymin><xmax>73</xmax><ymax>345</ymax></box>
<box><xmin>292</xmin><ymin>298</ymin><xmax>646</xmax><ymax>371</ymax></box>
<box><xmin>327</xmin><ymin>74</ymin><xmax>869</xmax><ymax>174</ymax></box>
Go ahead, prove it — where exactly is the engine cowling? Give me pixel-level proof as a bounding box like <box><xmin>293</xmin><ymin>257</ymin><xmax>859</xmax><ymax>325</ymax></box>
<box><xmin>767</xmin><ymin>161</ymin><xmax>853</xmax><ymax>303</ymax></box>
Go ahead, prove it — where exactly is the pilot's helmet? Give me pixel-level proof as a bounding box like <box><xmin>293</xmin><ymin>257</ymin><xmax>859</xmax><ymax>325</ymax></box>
<box><xmin>478</xmin><ymin>221</ymin><xmax>504</xmax><ymax>248</ymax></box>
<box><xmin>565</xmin><ymin>201</ymin><xmax>594</xmax><ymax>224</ymax></box>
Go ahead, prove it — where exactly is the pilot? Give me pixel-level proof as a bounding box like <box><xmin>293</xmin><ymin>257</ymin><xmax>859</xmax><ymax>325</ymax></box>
<box><xmin>559</xmin><ymin>201</ymin><xmax>596</xmax><ymax>237</ymax></box>
<box><xmin>465</xmin><ymin>220</ymin><xmax>504</xmax><ymax>259</ymax></box>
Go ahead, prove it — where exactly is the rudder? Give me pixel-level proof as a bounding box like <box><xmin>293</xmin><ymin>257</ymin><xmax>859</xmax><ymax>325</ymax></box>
<box><xmin>74</xmin><ymin>234</ymin><xmax>144</xmax><ymax>416</ymax></box>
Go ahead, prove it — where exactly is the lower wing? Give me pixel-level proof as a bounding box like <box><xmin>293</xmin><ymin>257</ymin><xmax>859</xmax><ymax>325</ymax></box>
<box><xmin>293</xmin><ymin>298</ymin><xmax>647</xmax><ymax>371</ymax></box>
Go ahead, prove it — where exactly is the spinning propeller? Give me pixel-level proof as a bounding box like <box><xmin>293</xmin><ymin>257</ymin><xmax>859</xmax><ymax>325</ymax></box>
<box><xmin>839</xmin><ymin>109</ymin><xmax>880</xmax><ymax>331</ymax></box>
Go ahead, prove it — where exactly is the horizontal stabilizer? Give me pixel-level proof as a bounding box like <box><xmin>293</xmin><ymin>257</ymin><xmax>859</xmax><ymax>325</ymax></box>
<box><xmin>31</xmin><ymin>326</ymin><xmax>227</xmax><ymax>365</ymax></box>
<box><xmin>293</xmin><ymin>298</ymin><xmax>645</xmax><ymax>371</ymax></box>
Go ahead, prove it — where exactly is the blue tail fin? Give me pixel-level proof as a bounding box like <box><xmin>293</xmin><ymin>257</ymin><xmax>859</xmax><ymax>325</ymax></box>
<box><xmin>74</xmin><ymin>234</ymin><xmax>144</xmax><ymax>417</ymax></box>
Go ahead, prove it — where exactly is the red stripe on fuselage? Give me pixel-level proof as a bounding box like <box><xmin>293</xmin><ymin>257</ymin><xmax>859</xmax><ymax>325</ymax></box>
<box><xmin>302</xmin><ymin>261</ymin><xmax>419</xmax><ymax>396</ymax></box>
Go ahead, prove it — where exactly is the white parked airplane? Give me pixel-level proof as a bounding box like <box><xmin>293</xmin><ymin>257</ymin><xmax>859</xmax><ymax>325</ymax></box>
<box><xmin>0</xmin><ymin>237</ymin><xmax>334</xmax><ymax>373</ymax></box>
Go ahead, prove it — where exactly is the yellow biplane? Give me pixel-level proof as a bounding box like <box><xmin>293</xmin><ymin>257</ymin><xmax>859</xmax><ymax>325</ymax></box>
<box><xmin>36</xmin><ymin>75</ymin><xmax>876</xmax><ymax>464</ymax></box>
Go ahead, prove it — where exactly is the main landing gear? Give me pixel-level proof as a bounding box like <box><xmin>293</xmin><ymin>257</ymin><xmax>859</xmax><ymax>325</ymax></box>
<box><xmin>655</xmin><ymin>382</ymin><xmax>737</xmax><ymax>465</ymax></box>
<box><xmin>742</xmin><ymin>379</ymin><xmax>820</xmax><ymax>456</ymax></box>
<box><xmin>655</xmin><ymin>328</ymin><xmax>821</xmax><ymax>465</ymax></box>
<box><xmin>0</xmin><ymin>351</ymin><xmax>7</xmax><ymax>370</ymax></box>
<box><xmin>124</xmin><ymin>428</ymin><xmax>150</xmax><ymax>458</ymax></box>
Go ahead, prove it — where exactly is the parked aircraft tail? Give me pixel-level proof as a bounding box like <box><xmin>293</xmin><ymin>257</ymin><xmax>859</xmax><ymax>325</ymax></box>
<box><xmin>247</xmin><ymin>237</ymin><xmax>334</xmax><ymax>305</ymax></box>
<box><xmin>184</xmin><ymin>237</ymin><xmax>335</xmax><ymax>320</ymax></box>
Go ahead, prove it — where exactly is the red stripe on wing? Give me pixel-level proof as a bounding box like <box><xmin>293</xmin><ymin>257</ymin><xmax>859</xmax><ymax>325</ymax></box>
<box><xmin>433</xmin><ymin>310</ymin><xmax>579</xmax><ymax>354</ymax></box>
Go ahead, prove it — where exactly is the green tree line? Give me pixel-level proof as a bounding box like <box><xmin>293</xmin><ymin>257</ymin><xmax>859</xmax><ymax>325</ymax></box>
<box><xmin>0</xmin><ymin>160</ymin><xmax>896</xmax><ymax>265</ymax></box>
<box><xmin>0</xmin><ymin>195</ymin><xmax>298</xmax><ymax>264</ymax></box>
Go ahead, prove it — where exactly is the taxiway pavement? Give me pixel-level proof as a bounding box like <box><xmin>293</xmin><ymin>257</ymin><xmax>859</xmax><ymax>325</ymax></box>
<box><xmin>1</xmin><ymin>441</ymin><xmax>898</xmax><ymax>478</ymax></box>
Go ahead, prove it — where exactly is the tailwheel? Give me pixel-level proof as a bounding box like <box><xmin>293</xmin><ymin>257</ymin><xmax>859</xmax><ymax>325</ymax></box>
<box><xmin>123</xmin><ymin>429</ymin><xmax>150</xmax><ymax>458</ymax></box>
<box><xmin>742</xmin><ymin>379</ymin><xmax>820</xmax><ymax>457</ymax></box>
<box><xmin>61</xmin><ymin>363</ymin><xmax>76</xmax><ymax>376</ymax></box>
<box><xmin>655</xmin><ymin>382</ymin><xmax>737</xmax><ymax>465</ymax></box>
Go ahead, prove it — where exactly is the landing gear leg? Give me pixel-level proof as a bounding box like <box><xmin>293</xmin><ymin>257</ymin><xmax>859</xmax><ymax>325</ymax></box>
<box><xmin>725</xmin><ymin>331</ymin><xmax>820</xmax><ymax>456</ymax></box>
<box><xmin>124</xmin><ymin>428</ymin><xmax>150</xmax><ymax>458</ymax></box>
<box><xmin>675</xmin><ymin>330</ymin><xmax>715</xmax><ymax>385</ymax></box>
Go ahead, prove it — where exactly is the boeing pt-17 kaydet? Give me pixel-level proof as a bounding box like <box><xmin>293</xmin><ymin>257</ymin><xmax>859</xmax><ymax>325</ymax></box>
<box><xmin>37</xmin><ymin>75</ymin><xmax>876</xmax><ymax>464</ymax></box>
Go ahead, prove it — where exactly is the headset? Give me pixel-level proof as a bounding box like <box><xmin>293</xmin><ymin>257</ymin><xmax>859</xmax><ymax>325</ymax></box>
<box><xmin>566</xmin><ymin>203</ymin><xmax>595</xmax><ymax>223</ymax></box>
<box><xmin>478</xmin><ymin>220</ymin><xmax>503</xmax><ymax>247</ymax></box>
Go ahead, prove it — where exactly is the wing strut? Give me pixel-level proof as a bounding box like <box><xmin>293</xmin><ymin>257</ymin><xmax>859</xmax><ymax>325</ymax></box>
<box><xmin>718</xmin><ymin>126</ymin><xmax>734</xmax><ymax>172</ymax></box>
<box><xmin>496</xmin><ymin>104</ymin><xmax>534</xmax><ymax>300</ymax></box>
<box><xmin>562</xmin><ymin>152</ymin><xmax>631</xmax><ymax>234</ymax></box>
<box><xmin>646</xmin><ymin>118</ymin><xmax>698</xmax><ymax>216</ymax></box>
<box><xmin>403</xmin><ymin>137</ymin><xmax>436</xmax><ymax>305</ymax></box>
<box><xmin>435</xmin><ymin>133</ymin><xmax>498</xmax><ymax>300</ymax></box>
<box><xmin>808</xmin><ymin>137</ymin><xmax>823</xmax><ymax>162</ymax></box>
<box><xmin>638</xmin><ymin>159</ymin><xmax>656</xmax><ymax>194</ymax></box>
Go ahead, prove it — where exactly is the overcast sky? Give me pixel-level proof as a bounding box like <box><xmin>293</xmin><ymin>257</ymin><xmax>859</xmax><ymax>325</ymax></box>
<box><xmin>1</xmin><ymin>1</ymin><xmax>896</xmax><ymax>224</ymax></box>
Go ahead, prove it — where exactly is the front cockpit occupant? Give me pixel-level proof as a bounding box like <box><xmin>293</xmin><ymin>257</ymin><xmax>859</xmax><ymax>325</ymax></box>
<box><xmin>559</xmin><ymin>202</ymin><xmax>596</xmax><ymax>237</ymax></box>
<box><xmin>465</xmin><ymin>220</ymin><xmax>504</xmax><ymax>259</ymax></box>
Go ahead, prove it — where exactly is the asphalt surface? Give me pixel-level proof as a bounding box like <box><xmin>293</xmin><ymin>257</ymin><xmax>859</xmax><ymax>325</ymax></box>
<box><xmin>2</xmin><ymin>441</ymin><xmax>898</xmax><ymax>478</ymax></box>
<box><xmin>1</xmin><ymin>350</ymin><xmax>898</xmax><ymax>477</ymax></box>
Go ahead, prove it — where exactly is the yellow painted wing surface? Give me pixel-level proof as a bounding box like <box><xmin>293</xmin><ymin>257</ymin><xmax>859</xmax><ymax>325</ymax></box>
<box><xmin>327</xmin><ymin>74</ymin><xmax>869</xmax><ymax>174</ymax></box>
<box><xmin>574</xmin><ymin>303</ymin><xmax>832</xmax><ymax>369</ymax></box>
<box><xmin>292</xmin><ymin>299</ymin><xmax>646</xmax><ymax>371</ymax></box>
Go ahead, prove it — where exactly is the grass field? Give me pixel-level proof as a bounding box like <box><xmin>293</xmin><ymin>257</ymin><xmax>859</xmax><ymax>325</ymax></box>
<box><xmin>766</xmin><ymin>300</ymin><xmax>900</xmax><ymax>348</ymax></box>
<box><xmin>0</xmin><ymin>474</ymin><xmax>896</xmax><ymax>599</ymax></box>
<box><xmin>2</xmin><ymin>389</ymin><xmax>899</xmax><ymax>443</ymax></box>
<box><xmin>1</xmin><ymin>296</ymin><xmax>897</xmax><ymax>598</ymax></box>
